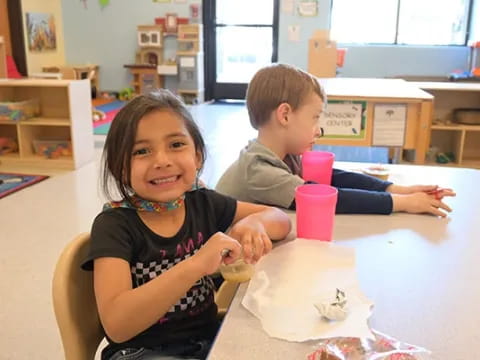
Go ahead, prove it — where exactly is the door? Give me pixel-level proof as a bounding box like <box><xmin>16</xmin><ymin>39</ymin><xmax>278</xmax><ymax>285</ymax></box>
<box><xmin>203</xmin><ymin>0</ymin><xmax>279</xmax><ymax>100</ymax></box>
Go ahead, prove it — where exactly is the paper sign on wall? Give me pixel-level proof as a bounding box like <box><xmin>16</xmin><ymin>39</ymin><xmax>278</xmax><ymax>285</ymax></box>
<box><xmin>320</xmin><ymin>101</ymin><xmax>366</xmax><ymax>140</ymax></box>
<box><xmin>372</xmin><ymin>104</ymin><xmax>407</xmax><ymax>146</ymax></box>
<box><xmin>282</xmin><ymin>0</ymin><xmax>294</xmax><ymax>14</ymax></box>
<box><xmin>288</xmin><ymin>25</ymin><xmax>300</xmax><ymax>42</ymax></box>
<box><xmin>180</xmin><ymin>57</ymin><xmax>195</xmax><ymax>67</ymax></box>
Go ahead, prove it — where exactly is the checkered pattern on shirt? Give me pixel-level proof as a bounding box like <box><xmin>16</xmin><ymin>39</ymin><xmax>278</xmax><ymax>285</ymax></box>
<box><xmin>131</xmin><ymin>251</ymin><xmax>215</xmax><ymax>313</ymax></box>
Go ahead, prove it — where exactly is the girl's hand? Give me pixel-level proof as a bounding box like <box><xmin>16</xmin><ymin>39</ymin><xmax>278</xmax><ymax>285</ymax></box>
<box><xmin>193</xmin><ymin>232</ymin><xmax>242</xmax><ymax>276</ymax></box>
<box><xmin>392</xmin><ymin>192</ymin><xmax>452</xmax><ymax>217</ymax></box>
<box><xmin>227</xmin><ymin>215</ymin><xmax>273</xmax><ymax>264</ymax></box>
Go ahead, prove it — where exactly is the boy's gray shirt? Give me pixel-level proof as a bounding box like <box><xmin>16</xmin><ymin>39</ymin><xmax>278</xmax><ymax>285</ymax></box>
<box><xmin>215</xmin><ymin>140</ymin><xmax>304</xmax><ymax>208</ymax></box>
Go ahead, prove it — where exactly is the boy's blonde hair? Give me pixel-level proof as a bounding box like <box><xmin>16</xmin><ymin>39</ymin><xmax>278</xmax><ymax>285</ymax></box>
<box><xmin>246</xmin><ymin>63</ymin><xmax>326</xmax><ymax>130</ymax></box>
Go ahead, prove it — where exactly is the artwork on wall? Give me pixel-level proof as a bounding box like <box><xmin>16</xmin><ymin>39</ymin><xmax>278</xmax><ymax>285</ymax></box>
<box><xmin>298</xmin><ymin>0</ymin><xmax>318</xmax><ymax>17</ymax></box>
<box><xmin>153</xmin><ymin>0</ymin><xmax>171</xmax><ymax>3</ymax></box>
<box><xmin>25</xmin><ymin>13</ymin><xmax>57</xmax><ymax>51</ymax></box>
<box><xmin>190</xmin><ymin>3</ymin><xmax>200</xmax><ymax>22</ymax></box>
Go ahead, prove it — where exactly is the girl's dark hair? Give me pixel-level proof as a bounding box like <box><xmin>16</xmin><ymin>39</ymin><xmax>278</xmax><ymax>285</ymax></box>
<box><xmin>101</xmin><ymin>89</ymin><xmax>206</xmax><ymax>201</ymax></box>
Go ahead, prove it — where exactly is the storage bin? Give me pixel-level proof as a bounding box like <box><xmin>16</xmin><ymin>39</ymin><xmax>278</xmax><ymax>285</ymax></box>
<box><xmin>0</xmin><ymin>99</ymin><xmax>40</xmax><ymax>121</ymax></box>
<box><xmin>33</xmin><ymin>139</ymin><xmax>72</xmax><ymax>159</ymax></box>
<box><xmin>453</xmin><ymin>108</ymin><xmax>480</xmax><ymax>125</ymax></box>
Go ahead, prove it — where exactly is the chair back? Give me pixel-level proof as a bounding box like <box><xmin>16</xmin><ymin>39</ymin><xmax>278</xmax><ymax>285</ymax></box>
<box><xmin>52</xmin><ymin>233</ymin><xmax>104</xmax><ymax>360</ymax></box>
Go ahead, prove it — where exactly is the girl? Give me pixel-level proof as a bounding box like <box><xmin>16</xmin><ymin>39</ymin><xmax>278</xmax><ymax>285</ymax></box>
<box><xmin>82</xmin><ymin>90</ymin><xmax>291</xmax><ymax>360</ymax></box>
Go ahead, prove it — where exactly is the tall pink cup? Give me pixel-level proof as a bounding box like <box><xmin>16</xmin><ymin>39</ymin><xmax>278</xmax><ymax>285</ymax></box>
<box><xmin>295</xmin><ymin>184</ymin><xmax>338</xmax><ymax>241</ymax></box>
<box><xmin>301</xmin><ymin>151</ymin><xmax>335</xmax><ymax>185</ymax></box>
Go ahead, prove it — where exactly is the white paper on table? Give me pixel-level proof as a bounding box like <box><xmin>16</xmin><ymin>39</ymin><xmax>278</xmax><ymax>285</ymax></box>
<box><xmin>241</xmin><ymin>239</ymin><xmax>374</xmax><ymax>341</ymax></box>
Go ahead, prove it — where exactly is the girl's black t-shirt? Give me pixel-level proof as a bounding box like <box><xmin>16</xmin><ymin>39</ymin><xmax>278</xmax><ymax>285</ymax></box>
<box><xmin>82</xmin><ymin>189</ymin><xmax>237</xmax><ymax>359</ymax></box>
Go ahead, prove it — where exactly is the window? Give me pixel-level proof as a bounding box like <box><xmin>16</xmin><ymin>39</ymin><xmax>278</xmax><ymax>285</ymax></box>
<box><xmin>330</xmin><ymin>0</ymin><xmax>471</xmax><ymax>45</ymax></box>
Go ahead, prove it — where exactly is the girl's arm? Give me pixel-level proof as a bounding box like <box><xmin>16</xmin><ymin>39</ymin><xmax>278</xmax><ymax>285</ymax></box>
<box><xmin>228</xmin><ymin>202</ymin><xmax>292</xmax><ymax>263</ymax></box>
<box><xmin>94</xmin><ymin>232</ymin><xmax>241</xmax><ymax>344</ymax></box>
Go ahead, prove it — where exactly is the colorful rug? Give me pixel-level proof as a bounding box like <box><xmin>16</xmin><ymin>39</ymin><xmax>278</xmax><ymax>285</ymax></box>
<box><xmin>92</xmin><ymin>100</ymin><xmax>126</xmax><ymax>135</ymax></box>
<box><xmin>0</xmin><ymin>172</ymin><xmax>49</xmax><ymax>199</ymax></box>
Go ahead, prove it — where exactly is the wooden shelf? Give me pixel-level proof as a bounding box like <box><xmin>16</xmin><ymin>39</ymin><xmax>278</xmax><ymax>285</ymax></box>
<box><xmin>19</xmin><ymin>117</ymin><xmax>70</xmax><ymax>126</ymax></box>
<box><xmin>461</xmin><ymin>159</ymin><xmax>480</xmax><ymax>168</ymax></box>
<box><xmin>409</xmin><ymin>81</ymin><xmax>480</xmax><ymax>92</ymax></box>
<box><xmin>0</xmin><ymin>119</ymin><xmax>16</xmax><ymax>125</ymax></box>
<box><xmin>0</xmin><ymin>154</ymin><xmax>75</xmax><ymax>169</ymax></box>
<box><xmin>0</xmin><ymin>153</ymin><xmax>20</xmax><ymax>160</ymax></box>
<box><xmin>0</xmin><ymin>79</ymin><xmax>94</xmax><ymax>170</ymax></box>
<box><xmin>424</xmin><ymin>160</ymin><xmax>461</xmax><ymax>168</ymax></box>
<box><xmin>412</xmin><ymin>81</ymin><xmax>480</xmax><ymax>169</ymax></box>
<box><xmin>432</xmin><ymin>123</ymin><xmax>480</xmax><ymax>131</ymax></box>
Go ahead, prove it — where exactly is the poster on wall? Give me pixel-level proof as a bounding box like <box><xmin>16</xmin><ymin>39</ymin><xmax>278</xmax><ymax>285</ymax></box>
<box><xmin>25</xmin><ymin>13</ymin><xmax>57</xmax><ymax>51</ymax></box>
<box><xmin>320</xmin><ymin>100</ymin><xmax>367</xmax><ymax>140</ymax></box>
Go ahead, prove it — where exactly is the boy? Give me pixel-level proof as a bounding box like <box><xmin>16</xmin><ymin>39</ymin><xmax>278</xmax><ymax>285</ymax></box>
<box><xmin>216</xmin><ymin>63</ymin><xmax>455</xmax><ymax>216</ymax></box>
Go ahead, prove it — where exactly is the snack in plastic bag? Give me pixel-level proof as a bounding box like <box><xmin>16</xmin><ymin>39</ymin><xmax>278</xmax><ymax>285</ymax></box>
<box><xmin>306</xmin><ymin>329</ymin><xmax>431</xmax><ymax>360</ymax></box>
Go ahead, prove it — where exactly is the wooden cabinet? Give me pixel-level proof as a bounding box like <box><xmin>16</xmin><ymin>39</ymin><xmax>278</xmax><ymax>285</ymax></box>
<box><xmin>0</xmin><ymin>36</ymin><xmax>6</xmax><ymax>78</ymax></box>
<box><xmin>0</xmin><ymin>79</ymin><xmax>94</xmax><ymax>169</ymax></box>
<box><xmin>410</xmin><ymin>82</ymin><xmax>480</xmax><ymax>168</ymax></box>
<box><xmin>315</xmin><ymin>78</ymin><xmax>433</xmax><ymax>164</ymax></box>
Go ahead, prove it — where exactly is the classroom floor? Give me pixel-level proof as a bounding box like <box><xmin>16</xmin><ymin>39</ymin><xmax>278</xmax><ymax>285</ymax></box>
<box><xmin>0</xmin><ymin>102</ymin><xmax>388</xmax><ymax>359</ymax></box>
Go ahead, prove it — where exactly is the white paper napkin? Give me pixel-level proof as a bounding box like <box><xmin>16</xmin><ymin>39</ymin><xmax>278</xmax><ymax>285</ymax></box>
<box><xmin>241</xmin><ymin>238</ymin><xmax>374</xmax><ymax>341</ymax></box>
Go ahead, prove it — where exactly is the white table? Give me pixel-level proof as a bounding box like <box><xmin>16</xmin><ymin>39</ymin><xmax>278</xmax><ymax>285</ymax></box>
<box><xmin>208</xmin><ymin>164</ymin><xmax>480</xmax><ymax>360</ymax></box>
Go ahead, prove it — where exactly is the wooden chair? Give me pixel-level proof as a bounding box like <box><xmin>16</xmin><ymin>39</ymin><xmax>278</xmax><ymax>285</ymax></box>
<box><xmin>52</xmin><ymin>233</ymin><xmax>238</xmax><ymax>360</ymax></box>
<box><xmin>215</xmin><ymin>280</ymin><xmax>239</xmax><ymax>317</ymax></box>
<box><xmin>52</xmin><ymin>233</ymin><xmax>104</xmax><ymax>360</ymax></box>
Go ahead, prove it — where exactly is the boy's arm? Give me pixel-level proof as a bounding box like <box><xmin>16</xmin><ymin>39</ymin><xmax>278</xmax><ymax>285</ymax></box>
<box><xmin>331</xmin><ymin>169</ymin><xmax>392</xmax><ymax>192</ymax></box>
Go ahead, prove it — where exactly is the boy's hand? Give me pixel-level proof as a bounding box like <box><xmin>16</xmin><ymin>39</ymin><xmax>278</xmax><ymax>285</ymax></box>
<box><xmin>227</xmin><ymin>215</ymin><xmax>273</xmax><ymax>264</ymax></box>
<box><xmin>392</xmin><ymin>192</ymin><xmax>452</xmax><ymax>217</ymax></box>
<box><xmin>192</xmin><ymin>232</ymin><xmax>242</xmax><ymax>276</ymax></box>
<box><xmin>387</xmin><ymin>184</ymin><xmax>456</xmax><ymax>200</ymax></box>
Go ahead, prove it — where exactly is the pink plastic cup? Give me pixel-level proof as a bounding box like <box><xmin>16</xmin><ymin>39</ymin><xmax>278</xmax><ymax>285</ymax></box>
<box><xmin>295</xmin><ymin>184</ymin><xmax>338</xmax><ymax>241</ymax></box>
<box><xmin>302</xmin><ymin>151</ymin><xmax>335</xmax><ymax>185</ymax></box>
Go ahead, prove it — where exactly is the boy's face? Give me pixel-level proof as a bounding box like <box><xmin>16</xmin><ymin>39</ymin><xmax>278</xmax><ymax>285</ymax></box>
<box><xmin>285</xmin><ymin>93</ymin><xmax>323</xmax><ymax>155</ymax></box>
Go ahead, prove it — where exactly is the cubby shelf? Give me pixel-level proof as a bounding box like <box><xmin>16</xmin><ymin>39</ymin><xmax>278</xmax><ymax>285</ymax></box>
<box><xmin>0</xmin><ymin>79</ymin><xmax>94</xmax><ymax>170</ymax></box>
<box><xmin>410</xmin><ymin>82</ymin><xmax>480</xmax><ymax>168</ymax></box>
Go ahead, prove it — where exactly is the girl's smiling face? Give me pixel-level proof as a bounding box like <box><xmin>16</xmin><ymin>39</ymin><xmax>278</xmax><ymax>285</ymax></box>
<box><xmin>129</xmin><ymin>109</ymin><xmax>202</xmax><ymax>202</ymax></box>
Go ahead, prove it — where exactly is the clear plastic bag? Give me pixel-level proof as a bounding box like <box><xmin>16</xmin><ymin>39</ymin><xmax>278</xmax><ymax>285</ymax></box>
<box><xmin>307</xmin><ymin>329</ymin><xmax>431</xmax><ymax>360</ymax></box>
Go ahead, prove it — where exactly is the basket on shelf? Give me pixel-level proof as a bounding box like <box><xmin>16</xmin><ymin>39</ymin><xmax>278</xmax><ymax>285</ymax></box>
<box><xmin>33</xmin><ymin>139</ymin><xmax>72</xmax><ymax>159</ymax></box>
<box><xmin>0</xmin><ymin>99</ymin><xmax>40</xmax><ymax>121</ymax></box>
